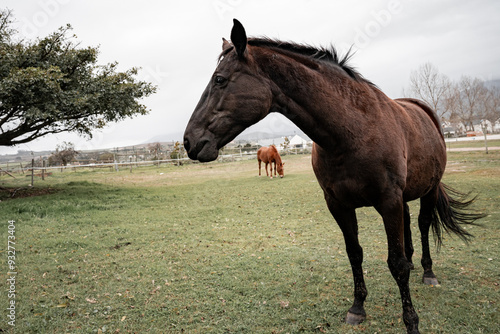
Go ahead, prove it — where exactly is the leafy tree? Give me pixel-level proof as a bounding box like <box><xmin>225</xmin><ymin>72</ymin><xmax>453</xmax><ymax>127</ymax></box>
<box><xmin>48</xmin><ymin>141</ymin><xmax>78</xmax><ymax>166</ymax></box>
<box><xmin>242</xmin><ymin>142</ymin><xmax>253</xmax><ymax>153</ymax></box>
<box><xmin>148</xmin><ymin>142</ymin><xmax>163</xmax><ymax>160</ymax></box>
<box><xmin>0</xmin><ymin>9</ymin><xmax>156</xmax><ymax>147</ymax></box>
<box><xmin>98</xmin><ymin>152</ymin><xmax>115</xmax><ymax>162</ymax></box>
<box><xmin>281</xmin><ymin>136</ymin><xmax>290</xmax><ymax>151</ymax></box>
<box><xmin>170</xmin><ymin>141</ymin><xmax>181</xmax><ymax>160</ymax></box>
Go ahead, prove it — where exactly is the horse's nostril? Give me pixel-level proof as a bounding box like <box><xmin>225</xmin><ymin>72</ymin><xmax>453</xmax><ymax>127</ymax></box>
<box><xmin>183</xmin><ymin>138</ymin><xmax>191</xmax><ymax>152</ymax></box>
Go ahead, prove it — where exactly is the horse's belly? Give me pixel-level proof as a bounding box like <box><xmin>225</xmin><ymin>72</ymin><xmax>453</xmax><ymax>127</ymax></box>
<box><xmin>311</xmin><ymin>144</ymin><xmax>387</xmax><ymax>208</ymax></box>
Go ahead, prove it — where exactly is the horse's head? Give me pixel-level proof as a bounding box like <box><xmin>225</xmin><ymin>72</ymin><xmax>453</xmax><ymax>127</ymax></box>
<box><xmin>277</xmin><ymin>162</ymin><xmax>285</xmax><ymax>178</ymax></box>
<box><xmin>184</xmin><ymin>19</ymin><xmax>273</xmax><ymax>162</ymax></box>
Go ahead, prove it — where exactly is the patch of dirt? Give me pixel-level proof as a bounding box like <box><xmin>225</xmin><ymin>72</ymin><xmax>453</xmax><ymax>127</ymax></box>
<box><xmin>0</xmin><ymin>186</ymin><xmax>58</xmax><ymax>200</ymax></box>
<box><xmin>110</xmin><ymin>242</ymin><xmax>132</xmax><ymax>250</ymax></box>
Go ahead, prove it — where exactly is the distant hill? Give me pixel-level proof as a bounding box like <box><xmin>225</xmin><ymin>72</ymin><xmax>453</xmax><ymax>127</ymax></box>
<box><xmin>485</xmin><ymin>79</ymin><xmax>500</xmax><ymax>89</ymax></box>
<box><xmin>236</xmin><ymin>131</ymin><xmax>278</xmax><ymax>141</ymax></box>
<box><xmin>235</xmin><ymin>129</ymin><xmax>311</xmax><ymax>142</ymax></box>
<box><xmin>143</xmin><ymin>126</ymin><xmax>311</xmax><ymax>145</ymax></box>
<box><xmin>143</xmin><ymin>132</ymin><xmax>184</xmax><ymax>144</ymax></box>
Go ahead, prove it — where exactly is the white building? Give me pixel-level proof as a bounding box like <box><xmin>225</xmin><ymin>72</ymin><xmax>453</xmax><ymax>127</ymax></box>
<box><xmin>289</xmin><ymin>134</ymin><xmax>309</xmax><ymax>148</ymax></box>
<box><xmin>257</xmin><ymin>137</ymin><xmax>286</xmax><ymax>150</ymax></box>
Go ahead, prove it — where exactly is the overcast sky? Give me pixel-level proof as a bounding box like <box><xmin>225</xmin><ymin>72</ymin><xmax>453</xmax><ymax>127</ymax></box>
<box><xmin>2</xmin><ymin>0</ymin><xmax>500</xmax><ymax>155</ymax></box>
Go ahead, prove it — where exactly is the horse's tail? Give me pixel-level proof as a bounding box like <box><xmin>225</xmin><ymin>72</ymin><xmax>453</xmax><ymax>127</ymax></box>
<box><xmin>430</xmin><ymin>183</ymin><xmax>486</xmax><ymax>248</ymax></box>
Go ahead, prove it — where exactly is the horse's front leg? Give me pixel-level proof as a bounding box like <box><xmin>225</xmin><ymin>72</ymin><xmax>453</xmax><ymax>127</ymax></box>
<box><xmin>377</xmin><ymin>195</ymin><xmax>420</xmax><ymax>334</ymax></box>
<box><xmin>265</xmin><ymin>162</ymin><xmax>270</xmax><ymax>177</ymax></box>
<box><xmin>324</xmin><ymin>195</ymin><xmax>368</xmax><ymax>325</ymax></box>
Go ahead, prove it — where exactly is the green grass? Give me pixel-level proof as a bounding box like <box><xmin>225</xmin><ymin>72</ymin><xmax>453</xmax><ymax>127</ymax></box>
<box><xmin>0</xmin><ymin>153</ymin><xmax>499</xmax><ymax>333</ymax></box>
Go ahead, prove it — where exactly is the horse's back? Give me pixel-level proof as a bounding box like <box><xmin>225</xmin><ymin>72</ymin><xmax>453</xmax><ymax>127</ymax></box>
<box><xmin>258</xmin><ymin>146</ymin><xmax>280</xmax><ymax>163</ymax></box>
<box><xmin>393</xmin><ymin>98</ymin><xmax>446</xmax><ymax>156</ymax></box>
<box><xmin>394</xmin><ymin>98</ymin><xmax>443</xmax><ymax>139</ymax></box>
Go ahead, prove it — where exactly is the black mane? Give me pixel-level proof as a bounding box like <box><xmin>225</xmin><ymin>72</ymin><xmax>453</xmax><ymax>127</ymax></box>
<box><xmin>218</xmin><ymin>37</ymin><xmax>374</xmax><ymax>86</ymax></box>
<box><xmin>247</xmin><ymin>38</ymin><xmax>372</xmax><ymax>85</ymax></box>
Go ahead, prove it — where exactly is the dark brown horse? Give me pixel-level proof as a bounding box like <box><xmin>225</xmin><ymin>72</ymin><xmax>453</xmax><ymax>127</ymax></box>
<box><xmin>183</xmin><ymin>19</ymin><xmax>484</xmax><ymax>333</ymax></box>
<box><xmin>257</xmin><ymin>145</ymin><xmax>284</xmax><ymax>178</ymax></box>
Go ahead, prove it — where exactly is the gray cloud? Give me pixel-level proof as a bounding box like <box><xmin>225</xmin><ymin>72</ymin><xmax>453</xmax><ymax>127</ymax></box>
<box><xmin>2</xmin><ymin>0</ymin><xmax>499</xmax><ymax>154</ymax></box>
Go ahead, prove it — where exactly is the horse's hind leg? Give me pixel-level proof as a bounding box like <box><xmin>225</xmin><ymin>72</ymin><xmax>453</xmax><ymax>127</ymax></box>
<box><xmin>404</xmin><ymin>202</ymin><xmax>415</xmax><ymax>269</ymax></box>
<box><xmin>325</xmin><ymin>195</ymin><xmax>367</xmax><ymax>325</ymax></box>
<box><xmin>419</xmin><ymin>191</ymin><xmax>439</xmax><ymax>285</ymax></box>
<box><xmin>258</xmin><ymin>159</ymin><xmax>262</xmax><ymax>176</ymax></box>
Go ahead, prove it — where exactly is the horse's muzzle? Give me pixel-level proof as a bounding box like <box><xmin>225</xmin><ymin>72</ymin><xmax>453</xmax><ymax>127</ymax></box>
<box><xmin>183</xmin><ymin>135</ymin><xmax>218</xmax><ymax>162</ymax></box>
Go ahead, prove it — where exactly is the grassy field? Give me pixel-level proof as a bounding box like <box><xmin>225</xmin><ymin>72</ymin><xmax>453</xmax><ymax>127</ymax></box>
<box><xmin>1</xmin><ymin>151</ymin><xmax>499</xmax><ymax>333</ymax></box>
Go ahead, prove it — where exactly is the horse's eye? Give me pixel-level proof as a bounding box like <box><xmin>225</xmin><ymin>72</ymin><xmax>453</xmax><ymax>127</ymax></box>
<box><xmin>214</xmin><ymin>75</ymin><xmax>227</xmax><ymax>85</ymax></box>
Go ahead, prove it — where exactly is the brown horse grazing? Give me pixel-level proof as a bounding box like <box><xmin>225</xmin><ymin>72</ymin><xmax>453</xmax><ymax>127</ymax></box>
<box><xmin>257</xmin><ymin>145</ymin><xmax>284</xmax><ymax>178</ymax></box>
<box><xmin>183</xmin><ymin>20</ymin><xmax>485</xmax><ymax>333</ymax></box>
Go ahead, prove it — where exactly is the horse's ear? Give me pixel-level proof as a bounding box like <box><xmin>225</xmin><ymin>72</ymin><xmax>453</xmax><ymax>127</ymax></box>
<box><xmin>222</xmin><ymin>38</ymin><xmax>231</xmax><ymax>51</ymax></box>
<box><xmin>231</xmin><ymin>18</ymin><xmax>247</xmax><ymax>58</ymax></box>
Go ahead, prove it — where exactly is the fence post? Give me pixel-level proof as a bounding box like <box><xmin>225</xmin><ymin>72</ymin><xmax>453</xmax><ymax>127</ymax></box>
<box><xmin>42</xmin><ymin>160</ymin><xmax>45</xmax><ymax>180</ymax></box>
<box><xmin>31</xmin><ymin>158</ymin><xmax>34</xmax><ymax>187</ymax></box>
<box><xmin>482</xmin><ymin>122</ymin><xmax>489</xmax><ymax>154</ymax></box>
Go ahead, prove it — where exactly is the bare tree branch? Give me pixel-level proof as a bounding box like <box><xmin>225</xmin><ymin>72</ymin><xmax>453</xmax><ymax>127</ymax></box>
<box><xmin>405</xmin><ymin>62</ymin><xmax>452</xmax><ymax>119</ymax></box>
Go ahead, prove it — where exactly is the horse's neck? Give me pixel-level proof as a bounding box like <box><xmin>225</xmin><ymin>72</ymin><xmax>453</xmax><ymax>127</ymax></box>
<box><xmin>267</xmin><ymin>146</ymin><xmax>279</xmax><ymax>161</ymax></box>
<box><xmin>274</xmin><ymin>151</ymin><xmax>282</xmax><ymax>164</ymax></box>
<box><xmin>260</xmin><ymin>53</ymin><xmax>383</xmax><ymax>150</ymax></box>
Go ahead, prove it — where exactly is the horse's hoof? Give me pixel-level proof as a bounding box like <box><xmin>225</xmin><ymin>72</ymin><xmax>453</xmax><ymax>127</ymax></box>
<box><xmin>345</xmin><ymin>311</ymin><xmax>366</xmax><ymax>325</ymax></box>
<box><xmin>406</xmin><ymin>326</ymin><xmax>420</xmax><ymax>334</ymax></box>
<box><xmin>423</xmin><ymin>276</ymin><xmax>439</xmax><ymax>286</ymax></box>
